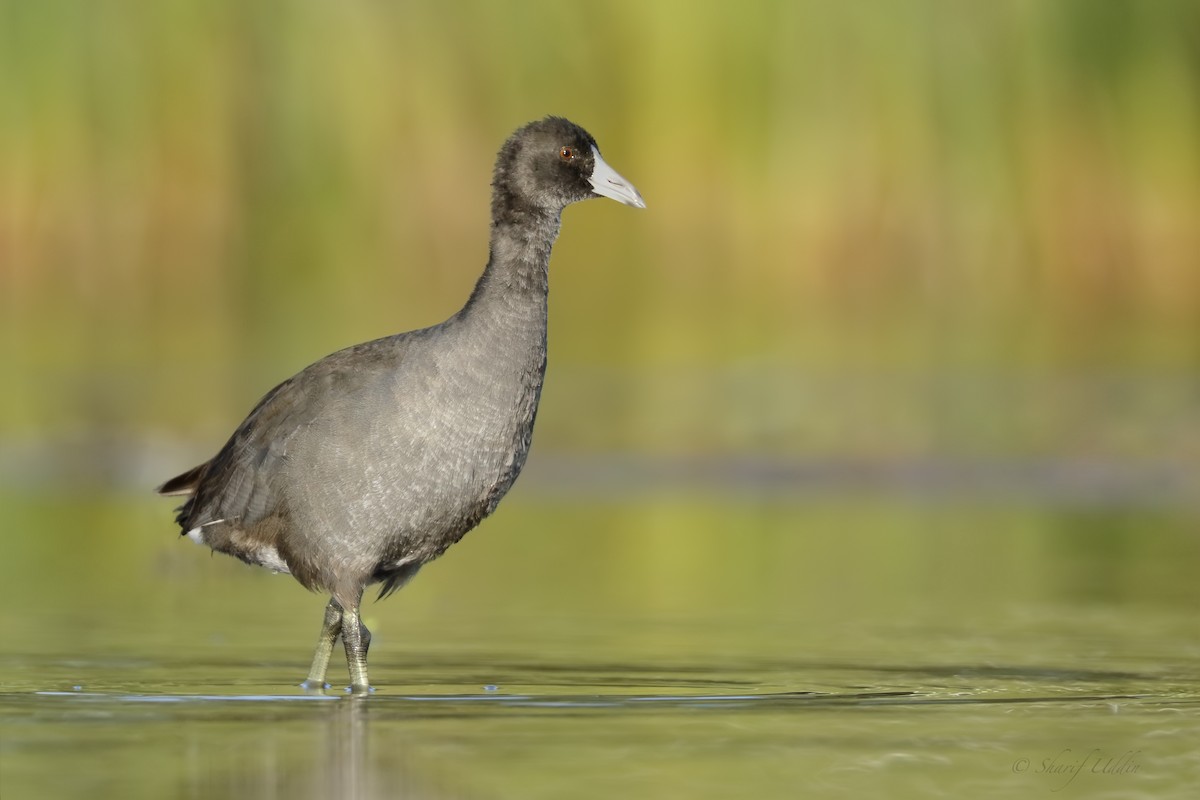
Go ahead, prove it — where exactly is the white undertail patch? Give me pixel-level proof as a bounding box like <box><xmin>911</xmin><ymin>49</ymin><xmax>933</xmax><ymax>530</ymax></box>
<box><xmin>184</xmin><ymin>518</ymin><xmax>226</xmax><ymax>546</ymax></box>
<box><xmin>256</xmin><ymin>546</ymin><xmax>290</xmax><ymax>574</ymax></box>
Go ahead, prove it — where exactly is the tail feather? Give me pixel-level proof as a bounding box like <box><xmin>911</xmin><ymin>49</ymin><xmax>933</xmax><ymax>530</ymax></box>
<box><xmin>156</xmin><ymin>462</ymin><xmax>209</xmax><ymax>497</ymax></box>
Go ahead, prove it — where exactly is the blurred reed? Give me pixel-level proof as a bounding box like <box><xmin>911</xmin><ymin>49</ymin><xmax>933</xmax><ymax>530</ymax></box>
<box><xmin>1</xmin><ymin>0</ymin><xmax>1197</xmax><ymax>463</ymax></box>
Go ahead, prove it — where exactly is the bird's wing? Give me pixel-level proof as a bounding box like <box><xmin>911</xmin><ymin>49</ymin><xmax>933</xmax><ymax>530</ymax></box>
<box><xmin>159</xmin><ymin>337</ymin><xmax>408</xmax><ymax>532</ymax></box>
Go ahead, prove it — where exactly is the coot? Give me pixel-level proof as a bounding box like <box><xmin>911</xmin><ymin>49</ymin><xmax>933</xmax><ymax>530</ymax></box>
<box><xmin>158</xmin><ymin>117</ymin><xmax>644</xmax><ymax>691</ymax></box>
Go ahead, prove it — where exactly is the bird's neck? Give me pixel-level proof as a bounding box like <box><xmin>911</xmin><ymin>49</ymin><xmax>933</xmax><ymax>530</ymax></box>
<box><xmin>459</xmin><ymin>210</ymin><xmax>560</xmax><ymax>324</ymax></box>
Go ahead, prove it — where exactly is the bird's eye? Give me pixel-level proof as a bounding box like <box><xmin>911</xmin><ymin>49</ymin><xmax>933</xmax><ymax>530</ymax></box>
<box><xmin>559</xmin><ymin>146</ymin><xmax>575</xmax><ymax>161</ymax></box>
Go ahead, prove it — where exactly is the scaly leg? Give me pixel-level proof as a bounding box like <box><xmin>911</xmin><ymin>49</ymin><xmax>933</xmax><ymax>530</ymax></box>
<box><xmin>341</xmin><ymin>599</ymin><xmax>372</xmax><ymax>693</ymax></box>
<box><xmin>302</xmin><ymin>597</ymin><xmax>343</xmax><ymax>690</ymax></box>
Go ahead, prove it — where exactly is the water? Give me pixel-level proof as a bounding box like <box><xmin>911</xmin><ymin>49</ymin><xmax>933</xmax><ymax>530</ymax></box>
<box><xmin>5</xmin><ymin>617</ymin><xmax>1198</xmax><ymax>799</ymax></box>
<box><xmin>2</xmin><ymin>465</ymin><xmax>1199</xmax><ymax>798</ymax></box>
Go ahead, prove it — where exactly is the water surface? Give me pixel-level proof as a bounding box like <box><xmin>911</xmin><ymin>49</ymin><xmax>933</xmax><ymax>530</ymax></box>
<box><xmin>2</xmin><ymin>468</ymin><xmax>1198</xmax><ymax>798</ymax></box>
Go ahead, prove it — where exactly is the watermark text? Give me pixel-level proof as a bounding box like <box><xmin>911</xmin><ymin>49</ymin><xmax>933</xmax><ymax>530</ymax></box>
<box><xmin>1012</xmin><ymin>748</ymin><xmax>1141</xmax><ymax>791</ymax></box>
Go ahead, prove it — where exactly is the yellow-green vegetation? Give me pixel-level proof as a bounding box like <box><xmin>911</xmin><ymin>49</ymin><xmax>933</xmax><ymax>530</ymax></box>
<box><xmin>1</xmin><ymin>0</ymin><xmax>1197</xmax><ymax>458</ymax></box>
<box><xmin>3</xmin><ymin>12</ymin><xmax>1198</xmax><ymax>797</ymax></box>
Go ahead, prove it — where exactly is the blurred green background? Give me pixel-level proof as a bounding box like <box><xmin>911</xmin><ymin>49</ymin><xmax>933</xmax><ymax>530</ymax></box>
<box><xmin>3</xmin><ymin>3</ymin><xmax>1200</xmax><ymax>797</ymax></box>
<box><xmin>2</xmin><ymin>0</ymin><xmax>1200</xmax><ymax>470</ymax></box>
<box><xmin>1</xmin><ymin>1</ymin><xmax>1198</xmax><ymax>625</ymax></box>
<box><xmin>2</xmin><ymin>0</ymin><xmax>1197</xmax><ymax>460</ymax></box>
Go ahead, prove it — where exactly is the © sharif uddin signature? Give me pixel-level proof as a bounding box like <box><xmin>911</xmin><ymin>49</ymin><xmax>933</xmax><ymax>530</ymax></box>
<box><xmin>1011</xmin><ymin>748</ymin><xmax>1141</xmax><ymax>790</ymax></box>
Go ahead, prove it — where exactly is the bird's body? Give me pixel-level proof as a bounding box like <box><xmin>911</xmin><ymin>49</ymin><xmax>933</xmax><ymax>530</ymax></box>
<box><xmin>158</xmin><ymin>117</ymin><xmax>643</xmax><ymax>691</ymax></box>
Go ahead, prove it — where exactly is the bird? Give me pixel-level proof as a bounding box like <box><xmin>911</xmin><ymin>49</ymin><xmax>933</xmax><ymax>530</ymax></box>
<box><xmin>157</xmin><ymin>116</ymin><xmax>644</xmax><ymax>692</ymax></box>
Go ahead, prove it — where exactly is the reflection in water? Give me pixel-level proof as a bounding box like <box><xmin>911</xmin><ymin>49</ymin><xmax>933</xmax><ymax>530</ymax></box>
<box><xmin>179</xmin><ymin>696</ymin><xmax>467</xmax><ymax>800</ymax></box>
<box><xmin>328</xmin><ymin>697</ymin><xmax>370</xmax><ymax>800</ymax></box>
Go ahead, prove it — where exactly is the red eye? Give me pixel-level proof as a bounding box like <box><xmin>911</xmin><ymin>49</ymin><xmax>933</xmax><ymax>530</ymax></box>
<box><xmin>559</xmin><ymin>146</ymin><xmax>575</xmax><ymax>161</ymax></box>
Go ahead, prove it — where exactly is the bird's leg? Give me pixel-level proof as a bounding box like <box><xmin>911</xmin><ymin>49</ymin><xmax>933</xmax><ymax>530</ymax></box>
<box><xmin>340</xmin><ymin>596</ymin><xmax>372</xmax><ymax>693</ymax></box>
<box><xmin>302</xmin><ymin>597</ymin><xmax>343</xmax><ymax>690</ymax></box>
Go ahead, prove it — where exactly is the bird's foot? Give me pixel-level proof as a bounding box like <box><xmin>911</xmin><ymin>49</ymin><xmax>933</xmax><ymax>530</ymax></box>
<box><xmin>300</xmin><ymin>679</ymin><xmax>332</xmax><ymax>693</ymax></box>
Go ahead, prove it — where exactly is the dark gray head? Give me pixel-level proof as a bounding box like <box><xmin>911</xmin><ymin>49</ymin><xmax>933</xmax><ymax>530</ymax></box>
<box><xmin>492</xmin><ymin>117</ymin><xmax>645</xmax><ymax>223</ymax></box>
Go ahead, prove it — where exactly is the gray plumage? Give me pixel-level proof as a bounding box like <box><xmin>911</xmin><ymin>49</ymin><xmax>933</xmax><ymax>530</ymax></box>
<box><xmin>158</xmin><ymin>117</ymin><xmax>644</xmax><ymax>691</ymax></box>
